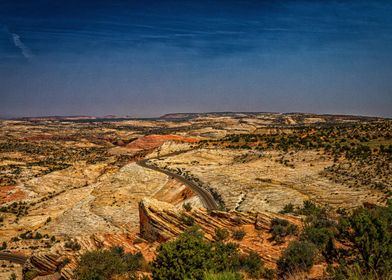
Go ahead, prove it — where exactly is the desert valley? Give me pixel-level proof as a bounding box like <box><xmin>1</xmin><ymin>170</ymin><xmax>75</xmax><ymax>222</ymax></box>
<box><xmin>0</xmin><ymin>112</ymin><xmax>391</xmax><ymax>279</ymax></box>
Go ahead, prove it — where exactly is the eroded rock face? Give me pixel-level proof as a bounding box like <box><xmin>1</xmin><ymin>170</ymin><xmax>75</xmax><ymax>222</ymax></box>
<box><xmin>139</xmin><ymin>198</ymin><xmax>302</xmax><ymax>267</ymax></box>
<box><xmin>2</xmin><ymin>115</ymin><xmax>387</xmax><ymax>278</ymax></box>
<box><xmin>23</xmin><ymin>253</ymin><xmax>62</xmax><ymax>279</ymax></box>
<box><xmin>126</xmin><ymin>135</ymin><xmax>197</xmax><ymax>152</ymax></box>
<box><xmin>110</xmin><ymin>134</ymin><xmax>197</xmax><ymax>155</ymax></box>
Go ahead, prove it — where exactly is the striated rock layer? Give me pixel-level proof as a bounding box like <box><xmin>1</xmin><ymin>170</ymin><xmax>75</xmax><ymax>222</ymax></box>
<box><xmin>22</xmin><ymin>198</ymin><xmax>302</xmax><ymax>279</ymax></box>
<box><xmin>23</xmin><ymin>253</ymin><xmax>63</xmax><ymax>279</ymax></box>
<box><xmin>139</xmin><ymin>197</ymin><xmax>301</xmax><ymax>267</ymax></box>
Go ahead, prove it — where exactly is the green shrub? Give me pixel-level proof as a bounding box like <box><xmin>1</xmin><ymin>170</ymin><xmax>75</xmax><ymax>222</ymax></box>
<box><xmin>304</xmin><ymin>208</ymin><xmax>336</xmax><ymax>229</ymax></box>
<box><xmin>300</xmin><ymin>226</ymin><xmax>333</xmax><ymax>249</ymax></box>
<box><xmin>152</xmin><ymin>227</ymin><xmax>272</xmax><ymax>280</ymax></box>
<box><xmin>152</xmin><ymin>227</ymin><xmax>213</xmax><ymax>280</ymax></box>
<box><xmin>75</xmin><ymin>246</ymin><xmax>144</xmax><ymax>280</ymax></box>
<box><xmin>269</xmin><ymin>218</ymin><xmax>298</xmax><ymax>243</ymax></box>
<box><xmin>240</xmin><ymin>251</ymin><xmax>274</xmax><ymax>279</ymax></box>
<box><xmin>203</xmin><ymin>271</ymin><xmax>243</xmax><ymax>280</ymax></box>
<box><xmin>336</xmin><ymin>202</ymin><xmax>392</xmax><ymax>277</ymax></box>
<box><xmin>180</xmin><ymin>213</ymin><xmax>195</xmax><ymax>226</ymax></box>
<box><xmin>322</xmin><ymin>237</ymin><xmax>337</xmax><ymax>264</ymax></box>
<box><xmin>65</xmin><ymin>240</ymin><xmax>81</xmax><ymax>251</ymax></box>
<box><xmin>34</xmin><ymin>232</ymin><xmax>43</xmax><ymax>239</ymax></box>
<box><xmin>232</xmin><ymin>230</ymin><xmax>246</xmax><ymax>241</ymax></box>
<box><xmin>277</xmin><ymin>240</ymin><xmax>318</xmax><ymax>275</ymax></box>
<box><xmin>20</xmin><ymin>231</ymin><xmax>33</xmax><ymax>239</ymax></box>
<box><xmin>287</xmin><ymin>224</ymin><xmax>298</xmax><ymax>235</ymax></box>
<box><xmin>24</xmin><ymin>270</ymin><xmax>39</xmax><ymax>280</ymax></box>
<box><xmin>280</xmin><ymin>203</ymin><xmax>294</xmax><ymax>214</ymax></box>
<box><xmin>183</xmin><ymin>203</ymin><xmax>192</xmax><ymax>212</ymax></box>
<box><xmin>297</xmin><ymin>201</ymin><xmax>321</xmax><ymax>216</ymax></box>
<box><xmin>212</xmin><ymin>242</ymin><xmax>240</xmax><ymax>272</ymax></box>
<box><xmin>329</xmin><ymin>261</ymin><xmax>392</xmax><ymax>280</ymax></box>
<box><xmin>296</xmin><ymin>202</ymin><xmax>337</xmax><ymax>264</ymax></box>
<box><xmin>214</xmin><ymin>228</ymin><xmax>229</xmax><ymax>242</ymax></box>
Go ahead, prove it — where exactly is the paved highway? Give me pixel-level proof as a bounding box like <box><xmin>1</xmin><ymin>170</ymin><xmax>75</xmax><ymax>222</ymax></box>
<box><xmin>0</xmin><ymin>252</ymin><xmax>28</xmax><ymax>265</ymax></box>
<box><xmin>0</xmin><ymin>149</ymin><xmax>219</xmax><ymax>267</ymax></box>
<box><xmin>136</xmin><ymin>152</ymin><xmax>219</xmax><ymax>210</ymax></box>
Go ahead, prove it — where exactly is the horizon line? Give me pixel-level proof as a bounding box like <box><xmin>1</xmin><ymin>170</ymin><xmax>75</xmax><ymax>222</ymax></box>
<box><xmin>1</xmin><ymin>111</ymin><xmax>390</xmax><ymax>121</ymax></box>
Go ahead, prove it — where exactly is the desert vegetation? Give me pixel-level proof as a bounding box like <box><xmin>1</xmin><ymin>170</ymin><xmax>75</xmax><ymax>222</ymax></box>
<box><xmin>72</xmin><ymin>201</ymin><xmax>391</xmax><ymax>279</ymax></box>
<box><xmin>0</xmin><ymin>113</ymin><xmax>391</xmax><ymax>279</ymax></box>
<box><xmin>75</xmin><ymin>246</ymin><xmax>147</xmax><ymax>280</ymax></box>
<box><xmin>275</xmin><ymin>200</ymin><xmax>392</xmax><ymax>279</ymax></box>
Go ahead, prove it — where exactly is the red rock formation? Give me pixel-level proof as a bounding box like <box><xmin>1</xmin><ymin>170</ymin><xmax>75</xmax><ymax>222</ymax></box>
<box><xmin>25</xmin><ymin>197</ymin><xmax>303</xmax><ymax>279</ymax></box>
<box><xmin>125</xmin><ymin>134</ymin><xmax>197</xmax><ymax>152</ymax></box>
<box><xmin>23</xmin><ymin>253</ymin><xmax>63</xmax><ymax>279</ymax></box>
<box><xmin>0</xmin><ymin>185</ymin><xmax>27</xmax><ymax>203</ymax></box>
<box><xmin>139</xmin><ymin>198</ymin><xmax>302</xmax><ymax>268</ymax></box>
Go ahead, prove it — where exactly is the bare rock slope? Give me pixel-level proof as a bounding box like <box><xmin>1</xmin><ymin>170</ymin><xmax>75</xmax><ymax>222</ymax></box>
<box><xmin>139</xmin><ymin>197</ymin><xmax>301</xmax><ymax>267</ymax></box>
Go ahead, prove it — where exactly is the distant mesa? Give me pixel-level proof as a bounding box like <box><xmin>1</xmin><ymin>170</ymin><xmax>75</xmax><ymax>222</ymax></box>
<box><xmin>15</xmin><ymin>115</ymin><xmax>133</xmax><ymax>121</ymax></box>
<box><xmin>159</xmin><ymin>111</ymin><xmax>385</xmax><ymax>121</ymax></box>
<box><xmin>17</xmin><ymin>115</ymin><xmax>98</xmax><ymax>121</ymax></box>
<box><xmin>159</xmin><ymin>112</ymin><xmax>258</xmax><ymax>120</ymax></box>
<box><xmin>7</xmin><ymin>112</ymin><xmax>387</xmax><ymax>122</ymax></box>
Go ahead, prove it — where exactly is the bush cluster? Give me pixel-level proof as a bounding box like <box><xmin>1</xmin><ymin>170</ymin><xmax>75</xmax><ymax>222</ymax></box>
<box><xmin>75</xmin><ymin>246</ymin><xmax>145</xmax><ymax>280</ymax></box>
<box><xmin>277</xmin><ymin>240</ymin><xmax>318</xmax><ymax>274</ymax></box>
<box><xmin>65</xmin><ymin>240</ymin><xmax>81</xmax><ymax>251</ymax></box>
<box><xmin>71</xmin><ymin>200</ymin><xmax>392</xmax><ymax>280</ymax></box>
<box><xmin>232</xmin><ymin>230</ymin><xmax>246</xmax><ymax>241</ymax></box>
<box><xmin>151</xmin><ymin>227</ymin><xmax>273</xmax><ymax>280</ymax></box>
<box><xmin>277</xmin><ymin>200</ymin><xmax>392</xmax><ymax>279</ymax></box>
<box><xmin>332</xmin><ymin>201</ymin><xmax>392</xmax><ymax>279</ymax></box>
<box><xmin>269</xmin><ymin>218</ymin><xmax>298</xmax><ymax>244</ymax></box>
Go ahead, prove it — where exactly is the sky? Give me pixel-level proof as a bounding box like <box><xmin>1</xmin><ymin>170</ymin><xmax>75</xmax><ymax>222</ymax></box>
<box><xmin>0</xmin><ymin>0</ymin><xmax>391</xmax><ymax>118</ymax></box>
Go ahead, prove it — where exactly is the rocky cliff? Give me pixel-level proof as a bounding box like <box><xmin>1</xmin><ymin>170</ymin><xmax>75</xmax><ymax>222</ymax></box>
<box><xmin>23</xmin><ymin>253</ymin><xmax>63</xmax><ymax>279</ymax></box>
<box><xmin>22</xmin><ymin>198</ymin><xmax>301</xmax><ymax>279</ymax></box>
<box><xmin>139</xmin><ymin>198</ymin><xmax>301</xmax><ymax>267</ymax></box>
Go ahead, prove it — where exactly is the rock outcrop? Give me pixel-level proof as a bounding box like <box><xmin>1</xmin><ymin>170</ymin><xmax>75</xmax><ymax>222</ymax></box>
<box><xmin>139</xmin><ymin>198</ymin><xmax>302</xmax><ymax>267</ymax></box>
<box><xmin>23</xmin><ymin>253</ymin><xmax>63</xmax><ymax>279</ymax></box>
<box><xmin>125</xmin><ymin>135</ymin><xmax>197</xmax><ymax>152</ymax></box>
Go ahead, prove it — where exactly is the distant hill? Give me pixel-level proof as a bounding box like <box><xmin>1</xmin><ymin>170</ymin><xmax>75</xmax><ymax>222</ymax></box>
<box><xmin>13</xmin><ymin>115</ymin><xmax>135</xmax><ymax>121</ymax></box>
<box><xmin>5</xmin><ymin>112</ymin><xmax>387</xmax><ymax>122</ymax></box>
<box><xmin>16</xmin><ymin>116</ymin><xmax>98</xmax><ymax>121</ymax></box>
<box><xmin>160</xmin><ymin>111</ymin><xmax>384</xmax><ymax>121</ymax></box>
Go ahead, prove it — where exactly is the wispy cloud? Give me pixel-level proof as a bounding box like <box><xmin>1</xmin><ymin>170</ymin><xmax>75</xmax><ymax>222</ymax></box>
<box><xmin>12</xmin><ymin>33</ymin><xmax>33</xmax><ymax>59</ymax></box>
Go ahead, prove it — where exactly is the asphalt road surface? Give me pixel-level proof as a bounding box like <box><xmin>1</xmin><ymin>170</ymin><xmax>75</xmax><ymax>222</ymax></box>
<box><xmin>0</xmin><ymin>149</ymin><xmax>219</xmax><ymax>267</ymax></box>
<box><xmin>136</xmin><ymin>152</ymin><xmax>219</xmax><ymax>210</ymax></box>
<box><xmin>0</xmin><ymin>252</ymin><xmax>27</xmax><ymax>265</ymax></box>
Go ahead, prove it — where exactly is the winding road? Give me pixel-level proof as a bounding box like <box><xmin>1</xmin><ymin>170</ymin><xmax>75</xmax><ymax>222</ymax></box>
<box><xmin>1</xmin><ymin>149</ymin><xmax>219</xmax><ymax>266</ymax></box>
<box><xmin>0</xmin><ymin>252</ymin><xmax>27</xmax><ymax>265</ymax></box>
<box><xmin>137</xmin><ymin>153</ymin><xmax>219</xmax><ymax>210</ymax></box>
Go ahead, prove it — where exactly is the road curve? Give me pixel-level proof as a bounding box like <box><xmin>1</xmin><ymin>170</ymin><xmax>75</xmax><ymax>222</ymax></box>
<box><xmin>137</xmin><ymin>158</ymin><xmax>219</xmax><ymax>210</ymax></box>
<box><xmin>0</xmin><ymin>252</ymin><xmax>28</xmax><ymax>265</ymax></box>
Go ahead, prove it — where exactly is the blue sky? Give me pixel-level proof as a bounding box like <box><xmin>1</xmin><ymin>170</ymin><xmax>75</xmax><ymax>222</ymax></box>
<box><xmin>1</xmin><ymin>0</ymin><xmax>391</xmax><ymax>117</ymax></box>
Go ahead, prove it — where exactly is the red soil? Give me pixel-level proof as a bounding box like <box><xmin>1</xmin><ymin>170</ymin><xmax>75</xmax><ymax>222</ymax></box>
<box><xmin>0</xmin><ymin>185</ymin><xmax>27</xmax><ymax>203</ymax></box>
<box><xmin>125</xmin><ymin>134</ymin><xmax>197</xmax><ymax>152</ymax></box>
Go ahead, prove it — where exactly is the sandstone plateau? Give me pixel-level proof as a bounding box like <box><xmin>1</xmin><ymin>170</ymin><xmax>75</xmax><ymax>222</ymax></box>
<box><xmin>0</xmin><ymin>113</ymin><xmax>390</xmax><ymax>279</ymax></box>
